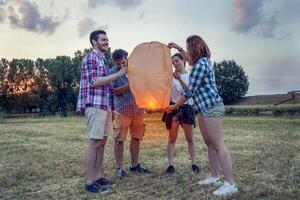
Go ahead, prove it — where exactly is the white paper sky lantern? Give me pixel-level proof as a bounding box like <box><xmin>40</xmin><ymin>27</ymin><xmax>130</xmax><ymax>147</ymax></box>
<box><xmin>128</xmin><ymin>41</ymin><xmax>173</xmax><ymax>111</ymax></box>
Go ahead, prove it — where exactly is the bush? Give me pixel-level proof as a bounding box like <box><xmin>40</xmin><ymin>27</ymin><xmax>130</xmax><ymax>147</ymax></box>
<box><xmin>214</xmin><ymin>60</ymin><xmax>249</xmax><ymax>104</ymax></box>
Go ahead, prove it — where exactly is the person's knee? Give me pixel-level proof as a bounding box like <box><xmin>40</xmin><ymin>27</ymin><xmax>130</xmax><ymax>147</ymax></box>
<box><xmin>169</xmin><ymin>137</ymin><xmax>177</xmax><ymax>144</ymax></box>
<box><xmin>185</xmin><ymin>134</ymin><xmax>194</xmax><ymax>144</ymax></box>
<box><xmin>211</xmin><ymin>142</ymin><xmax>225</xmax><ymax>152</ymax></box>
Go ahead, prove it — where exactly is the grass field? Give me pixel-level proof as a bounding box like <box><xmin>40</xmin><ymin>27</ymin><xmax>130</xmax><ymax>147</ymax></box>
<box><xmin>0</xmin><ymin>114</ymin><xmax>299</xmax><ymax>200</ymax></box>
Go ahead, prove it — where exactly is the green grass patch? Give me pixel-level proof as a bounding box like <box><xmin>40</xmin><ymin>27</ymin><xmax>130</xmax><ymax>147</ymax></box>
<box><xmin>0</xmin><ymin>115</ymin><xmax>299</xmax><ymax>199</ymax></box>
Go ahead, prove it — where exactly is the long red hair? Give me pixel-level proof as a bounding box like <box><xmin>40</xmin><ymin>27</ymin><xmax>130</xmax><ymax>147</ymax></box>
<box><xmin>186</xmin><ymin>35</ymin><xmax>211</xmax><ymax>66</ymax></box>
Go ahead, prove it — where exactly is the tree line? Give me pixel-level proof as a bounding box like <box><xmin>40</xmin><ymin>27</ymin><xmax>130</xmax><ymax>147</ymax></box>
<box><xmin>0</xmin><ymin>49</ymin><xmax>248</xmax><ymax>115</ymax></box>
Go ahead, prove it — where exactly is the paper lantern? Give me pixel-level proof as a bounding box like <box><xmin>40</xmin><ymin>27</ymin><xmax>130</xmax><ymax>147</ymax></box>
<box><xmin>128</xmin><ymin>41</ymin><xmax>173</xmax><ymax>111</ymax></box>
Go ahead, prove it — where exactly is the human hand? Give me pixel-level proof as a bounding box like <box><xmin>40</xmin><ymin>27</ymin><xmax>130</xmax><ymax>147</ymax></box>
<box><xmin>168</xmin><ymin>42</ymin><xmax>183</xmax><ymax>51</ymax></box>
<box><xmin>118</xmin><ymin>67</ymin><xmax>128</xmax><ymax>77</ymax></box>
<box><xmin>166</xmin><ymin>104</ymin><xmax>178</xmax><ymax>113</ymax></box>
<box><xmin>173</xmin><ymin>72</ymin><xmax>181</xmax><ymax>80</ymax></box>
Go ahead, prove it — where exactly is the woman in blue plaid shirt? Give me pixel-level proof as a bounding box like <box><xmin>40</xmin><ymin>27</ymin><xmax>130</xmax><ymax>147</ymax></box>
<box><xmin>168</xmin><ymin>35</ymin><xmax>238</xmax><ymax>198</ymax></box>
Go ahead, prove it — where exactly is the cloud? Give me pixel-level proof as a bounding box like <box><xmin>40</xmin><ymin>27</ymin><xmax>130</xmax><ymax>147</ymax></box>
<box><xmin>0</xmin><ymin>0</ymin><xmax>6</xmax><ymax>22</ymax></box>
<box><xmin>231</xmin><ymin>0</ymin><xmax>278</xmax><ymax>38</ymax></box>
<box><xmin>280</xmin><ymin>0</ymin><xmax>300</xmax><ymax>19</ymax></box>
<box><xmin>231</xmin><ymin>0</ymin><xmax>264</xmax><ymax>33</ymax></box>
<box><xmin>231</xmin><ymin>0</ymin><xmax>299</xmax><ymax>39</ymax></box>
<box><xmin>0</xmin><ymin>7</ymin><xmax>5</xmax><ymax>22</ymax></box>
<box><xmin>247</xmin><ymin>54</ymin><xmax>300</xmax><ymax>95</ymax></box>
<box><xmin>0</xmin><ymin>0</ymin><xmax>62</xmax><ymax>34</ymax></box>
<box><xmin>77</xmin><ymin>17</ymin><xmax>109</xmax><ymax>38</ymax></box>
<box><xmin>249</xmin><ymin>76</ymin><xmax>300</xmax><ymax>95</ymax></box>
<box><xmin>260</xmin><ymin>13</ymin><xmax>277</xmax><ymax>38</ymax></box>
<box><xmin>88</xmin><ymin>0</ymin><xmax>143</xmax><ymax>10</ymax></box>
<box><xmin>62</xmin><ymin>7</ymin><xmax>70</xmax><ymax>21</ymax></box>
<box><xmin>257</xmin><ymin>58</ymin><xmax>300</xmax><ymax>92</ymax></box>
<box><xmin>261</xmin><ymin>59</ymin><xmax>300</xmax><ymax>79</ymax></box>
<box><xmin>138</xmin><ymin>11</ymin><xmax>144</xmax><ymax>19</ymax></box>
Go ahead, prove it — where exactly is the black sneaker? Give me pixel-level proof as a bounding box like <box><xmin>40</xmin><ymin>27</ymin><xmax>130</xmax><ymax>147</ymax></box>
<box><xmin>95</xmin><ymin>178</ymin><xmax>115</xmax><ymax>187</ymax></box>
<box><xmin>129</xmin><ymin>163</ymin><xmax>151</xmax><ymax>173</ymax></box>
<box><xmin>191</xmin><ymin>164</ymin><xmax>201</xmax><ymax>173</ymax></box>
<box><xmin>116</xmin><ymin>167</ymin><xmax>126</xmax><ymax>178</ymax></box>
<box><xmin>85</xmin><ymin>183</ymin><xmax>109</xmax><ymax>194</ymax></box>
<box><xmin>166</xmin><ymin>165</ymin><xmax>175</xmax><ymax>174</ymax></box>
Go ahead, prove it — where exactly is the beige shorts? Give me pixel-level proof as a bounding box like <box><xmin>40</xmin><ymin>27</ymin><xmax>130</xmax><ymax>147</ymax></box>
<box><xmin>85</xmin><ymin>107</ymin><xmax>113</xmax><ymax>140</ymax></box>
<box><xmin>113</xmin><ymin>113</ymin><xmax>145</xmax><ymax>142</ymax></box>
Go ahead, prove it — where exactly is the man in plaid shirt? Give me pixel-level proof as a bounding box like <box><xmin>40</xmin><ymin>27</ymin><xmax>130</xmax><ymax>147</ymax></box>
<box><xmin>109</xmin><ymin>49</ymin><xmax>151</xmax><ymax>178</ymax></box>
<box><xmin>76</xmin><ymin>30</ymin><xmax>127</xmax><ymax>194</ymax></box>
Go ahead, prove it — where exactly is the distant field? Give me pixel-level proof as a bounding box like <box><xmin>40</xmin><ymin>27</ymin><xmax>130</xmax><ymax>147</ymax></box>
<box><xmin>225</xmin><ymin>104</ymin><xmax>300</xmax><ymax>116</ymax></box>
<box><xmin>235</xmin><ymin>93</ymin><xmax>300</xmax><ymax>105</ymax></box>
<box><xmin>227</xmin><ymin>104</ymin><xmax>300</xmax><ymax>108</ymax></box>
<box><xmin>0</xmin><ymin>114</ymin><xmax>299</xmax><ymax>199</ymax></box>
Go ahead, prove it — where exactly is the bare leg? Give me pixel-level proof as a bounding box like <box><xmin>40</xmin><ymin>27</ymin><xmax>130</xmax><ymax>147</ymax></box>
<box><xmin>94</xmin><ymin>137</ymin><xmax>107</xmax><ymax>180</ymax></box>
<box><xmin>114</xmin><ymin>140</ymin><xmax>124</xmax><ymax>168</ymax></box>
<box><xmin>85</xmin><ymin>139</ymin><xmax>100</xmax><ymax>184</ymax></box>
<box><xmin>198</xmin><ymin>116</ymin><xmax>219</xmax><ymax>177</ymax></box>
<box><xmin>130</xmin><ymin>138</ymin><xmax>140</xmax><ymax>166</ymax></box>
<box><xmin>167</xmin><ymin>118</ymin><xmax>180</xmax><ymax>166</ymax></box>
<box><xmin>182</xmin><ymin>124</ymin><xmax>196</xmax><ymax>165</ymax></box>
<box><xmin>203</xmin><ymin>117</ymin><xmax>234</xmax><ymax>183</ymax></box>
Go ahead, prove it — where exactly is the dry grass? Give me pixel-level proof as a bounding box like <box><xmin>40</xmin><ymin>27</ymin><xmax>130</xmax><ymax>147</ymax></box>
<box><xmin>0</xmin><ymin>114</ymin><xmax>299</xmax><ymax>200</ymax></box>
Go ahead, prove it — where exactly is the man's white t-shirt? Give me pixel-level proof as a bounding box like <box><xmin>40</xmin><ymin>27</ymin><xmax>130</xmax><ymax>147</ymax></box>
<box><xmin>171</xmin><ymin>72</ymin><xmax>193</xmax><ymax>105</ymax></box>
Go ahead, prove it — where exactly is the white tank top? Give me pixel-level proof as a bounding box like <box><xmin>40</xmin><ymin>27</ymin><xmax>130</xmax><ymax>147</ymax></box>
<box><xmin>171</xmin><ymin>72</ymin><xmax>193</xmax><ymax>105</ymax></box>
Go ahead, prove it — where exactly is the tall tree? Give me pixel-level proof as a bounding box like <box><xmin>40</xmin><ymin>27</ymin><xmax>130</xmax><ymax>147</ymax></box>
<box><xmin>104</xmin><ymin>47</ymin><xmax>114</xmax><ymax>67</ymax></box>
<box><xmin>3</xmin><ymin>59</ymin><xmax>38</xmax><ymax>113</ymax></box>
<box><xmin>214</xmin><ymin>60</ymin><xmax>249</xmax><ymax>104</ymax></box>
<box><xmin>44</xmin><ymin>56</ymin><xmax>80</xmax><ymax>116</ymax></box>
<box><xmin>0</xmin><ymin>59</ymin><xmax>10</xmax><ymax>112</ymax></box>
<box><xmin>34</xmin><ymin>58</ymin><xmax>51</xmax><ymax>114</ymax></box>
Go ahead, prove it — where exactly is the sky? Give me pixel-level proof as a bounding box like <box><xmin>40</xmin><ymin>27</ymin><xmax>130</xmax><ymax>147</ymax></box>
<box><xmin>0</xmin><ymin>0</ymin><xmax>299</xmax><ymax>96</ymax></box>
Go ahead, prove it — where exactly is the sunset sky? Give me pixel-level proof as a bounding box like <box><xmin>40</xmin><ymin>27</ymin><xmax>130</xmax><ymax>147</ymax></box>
<box><xmin>0</xmin><ymin>0</ymin><xmax>299</xmax><ymax>96</ymax></box>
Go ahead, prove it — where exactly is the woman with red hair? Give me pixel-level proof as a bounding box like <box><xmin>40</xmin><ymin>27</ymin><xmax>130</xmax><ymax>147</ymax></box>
<box><xmin>168</xmin><ymin>35</ymin><xmax>238</xmax><ymax>198</ymax></box>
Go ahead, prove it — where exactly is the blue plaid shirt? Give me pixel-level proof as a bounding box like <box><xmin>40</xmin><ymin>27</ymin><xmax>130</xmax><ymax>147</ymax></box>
<box><xmin>109</xmin><ymin>66</ymin><xmax>144</xmax><ymax>117</ymax></box>
<box><xmin>182</xmin><ymin>57</ymin><xmax>223</xmax><ymax>113</ymax></box>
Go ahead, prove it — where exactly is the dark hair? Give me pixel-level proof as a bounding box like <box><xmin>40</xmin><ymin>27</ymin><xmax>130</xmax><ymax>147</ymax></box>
<box><xmin>186</xmin><ymin>35</ymin><xmax>211</xmax><ymax>65</ymax></box>
<box><xmin>172</xmin><ymin>53</ymin><xmax>186</xmax><ymax>66</ymax></box>
<box><xmin>112</xmin><ymin>49</ymin><xmax>128</xmax><ymax>61</ymax></box>
<box><xmin>89</xmin><ymin>30</ymin><xmax>106</xmax><ymax>46</ymax></box>
<box><xmin>171</xmin><ymin>53</ymin><xmax>183</xmax><ymax>60</ymax></box>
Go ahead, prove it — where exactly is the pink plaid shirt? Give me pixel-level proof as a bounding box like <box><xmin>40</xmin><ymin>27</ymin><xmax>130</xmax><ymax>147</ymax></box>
<box><xmin>76</xmin><ymin>49</ymin><xmax>114</xmax><ymax>112</ymax></box>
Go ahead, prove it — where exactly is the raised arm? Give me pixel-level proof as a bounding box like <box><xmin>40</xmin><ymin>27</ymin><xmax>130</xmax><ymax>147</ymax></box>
<box><xmin>168</xmin><ymin>42</ymin><xmax>190</xmax><ymax>64</ymax></box>
<box><xmin>91</xmin><ymin>67</ymin><xmax>128</xmax><ymax>87</ymax></box>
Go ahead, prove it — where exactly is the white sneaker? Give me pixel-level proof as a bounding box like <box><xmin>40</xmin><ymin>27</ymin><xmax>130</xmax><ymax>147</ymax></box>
<box><xmin>198</xmin><ymin>175</ymin><xmax>223</xmax><ymax>187</ymax></box>
<box><xmin>213</xmin><ymin>181</ymin><xmax>238</xmax><ymax>198</ymax></box>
